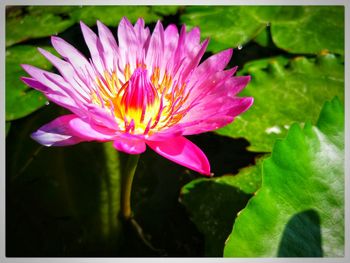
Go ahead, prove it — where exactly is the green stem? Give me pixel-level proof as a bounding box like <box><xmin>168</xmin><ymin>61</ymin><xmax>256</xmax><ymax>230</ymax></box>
<box><xmin>121</xmin><ymin>154</ymin><xmax>140</xmax><ymax>220</ymax></box>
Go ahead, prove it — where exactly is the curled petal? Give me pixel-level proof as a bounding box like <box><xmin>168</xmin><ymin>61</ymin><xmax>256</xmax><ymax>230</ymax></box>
<box><xmin>68</xmin><ymin>117</ymin><xmax>117</xmax><ymax>141</ymax></box>
<box><xmin>31</xmin><ymin>115</ymin><xmax>85</xmax><ymax>146</ymax></box>
<box><xmin>113</xmin><ymin>138</ymin><xmax>146</xmax><ymax>154</ymax></box>
<box><xmin>146</xmin><ymin>137</ymin><xmax>211</xmax><ymax>175</ymax></box>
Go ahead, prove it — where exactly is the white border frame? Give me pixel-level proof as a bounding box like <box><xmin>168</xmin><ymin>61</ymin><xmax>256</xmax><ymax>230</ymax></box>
<box><xmin>1</xmin><ymin>0</ymin><xmax>349</xmax><ymax>262</ymax></box>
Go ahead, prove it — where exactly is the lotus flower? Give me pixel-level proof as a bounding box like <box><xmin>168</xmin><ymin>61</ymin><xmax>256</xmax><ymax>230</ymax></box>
<box><xmin>21</xmin><ymin>17</ymin><xmax>253</xmax><ymax>175</ymax></box>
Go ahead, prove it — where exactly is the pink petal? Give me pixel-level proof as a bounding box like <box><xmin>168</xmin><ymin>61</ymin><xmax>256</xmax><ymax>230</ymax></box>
<box><xmin>224</xmin><ymin>76</ymin><xmax>251</xmax><ymax>97</ymax></box>
<box><xmin>80</xmin><ymin>21</ymin><xmax>105</xmax><ymax>73</ymax></box>
<box><xmin>96</xmin><ymin>20</ymin><xmax>120</xmax><ymax>73</ymax></box>
<box><xmin>113</xmin><ymin>138</ymin><xmax>146</xmax><ymax>154</ymax></box>
<box><xmin>191</xmin><ymin>49</ymin><xmax>233</xmax><ymax>83</ymax></box>
<box><xmin>21</xmin><ymin>64</ymin><xmax>66</xmax><ymax>94</ymax></box>
<box><xmin>146</xmin><ymin>20</ymin><xmax>165</xmax><ymax>70</ymax></box>
<box><xmin>85</xmin><ymin>104</ymin><xmax>120</xmax><ymax>130</ymax></box>
<box><xmin>31</xmin><ymin>114</ymin><xmax>119</xmax><ymax>147</ymax></box>
<box><xmin>184</xmin><ymin>27</ymin><xmax>201</xmax><ymax>58</ymax></box>
<box><xmin>68</xmin><ymin>117</ymin><xmax>117</xmax><ymax>141</ymax></box>
<box><xmin>118</xmin><ymin>17</ymin><xmax>140</xmax><ymax>70</ymax></box>
<box><xmin>178</xmin><ymin>38</ymin><xmax>209</xmax><ymax>84</ymax></box>
<box><xmin>133</xmin><ymin>18</ymin><xmax>150</xmax><ymax>46</ymax></box>
<box><xmin>163</xmin><ymin>24</ymin><xmax>179</xmax><ymax>71</ymax></box>
<box><xmin>180</xmin><ymin>97</ymin><xmax>254</xmax><ymax>135</ymax></box>
<box><xmin>147</xmin><ymin>137</ymin><xmax>211</xmax><ymax>175</ymax></box>
<box><xmin>31</xmin><ymin>115</ymin><xmax>85</xmax><ymax>146</ymax></box>
<box><xmin>37</xmin><ymin>48</ymin><xmax>91</xmax><ymax>99</ymax></box>
<box><xmin>50</xmin><ymin>36</ymin><xmax>94</xmax><ymax>77</ymax></box>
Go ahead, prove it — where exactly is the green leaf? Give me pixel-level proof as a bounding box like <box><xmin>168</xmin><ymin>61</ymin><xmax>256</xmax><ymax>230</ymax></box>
<box><xmin>70</xmin><ymin>6</ymin><xmax>180</xmax><ymax>27</ymax></box>
<box><xmin>181</xmin><ymin>6</ymin><xmax>266</xmax><ymax>52</ymax></box>
<box><xmin>6</xmin><ymin>7</ymin><xmax>76</xmax><ymax>47</ymax></box>
<box><xmin>253</xmin><ymin>27</ymin><xmax>271</xmax><ymax>47</ymax></box>
<box><xmin>151</xmin><ymin>6</ymin><xmax>180</xmax><ymax>16</ymax></box>
<box><xmin>6</xmin><ymin>45</ymin><xmax>54</xmax><ymax>121</ymax></box>
<box><xmin>180</xmin><ymin>158</ymin><xmax>264</xmax><ymax>256</ymax></box>
<box><xmin>248</xmin><ymin>6</ymin><xmax>344</xmax><ymax>54</ymax></box>
<box><xmin>6</xmin><ymin>6</ymin><xmax>181</xmax><ymax>47</ymax></box>
<box><xmin>6</xmin><ymin>122</ymin><xmax>11</xmax><ymax>136</ymax></box>
<box><xmin>181</xmin><ymin>6</ymin><xmax>344</xmax><ymax>54</ymax></box>
<box><xmin>224</xmin><ymin>97</ymin><xmax>344</xmax><ymax>257</ymax></box>
<box><xmin>215</xmin><ymin>54</ymin><xmax>344</xmax><ymax>152</ymax></box>
<box><xmin>269</xmin><ymin>6</ymin><xmax>344</xmax><ymax>55</ymax></box>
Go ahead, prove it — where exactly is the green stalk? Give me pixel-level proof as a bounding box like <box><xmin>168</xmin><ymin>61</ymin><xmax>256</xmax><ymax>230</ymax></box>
<box><xmin>121</xmin><ymin>154</ymin><xmax>140</xmax><ymax>220</ymax></box>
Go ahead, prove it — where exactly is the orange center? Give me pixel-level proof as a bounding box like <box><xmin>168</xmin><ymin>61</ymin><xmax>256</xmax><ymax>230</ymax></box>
<box><xmin>91</xmin><ymin>64</ymin><xmax>191</xmax><ymax>135</ymax></box>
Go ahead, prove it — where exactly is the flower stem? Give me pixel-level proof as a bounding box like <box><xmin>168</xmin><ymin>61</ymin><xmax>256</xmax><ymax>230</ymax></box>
<box><xmin>121</xmin><ymin>154</ymin><xmax>140</xmax><ymax>220</ymax></box>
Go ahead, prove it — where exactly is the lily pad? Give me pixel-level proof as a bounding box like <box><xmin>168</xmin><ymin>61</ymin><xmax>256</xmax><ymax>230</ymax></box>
<box><xmin>268</xmin><ymin>6</ymin><xmax>344</xmax><ymax>55</ymax></box>
<box><xmin>70</xmin><ymin>6</ymin><xmax>180</xmax><ymax>27</ymax></box>
<box><xmin>6</xmin><ymin>122</ymin><xmax>11</xmax><ymax>136</ymax></box>
<box><xmin>224</xmin><ymin>97</ymin><xmax>344</xmax><ymax>257</ymax></box>
<box><xmin>181</xmin><ymin>6</ymin><xmax>266</xmax><ymax>52</ymax></box>
<box><xmin>6</xmin><ymin>7</ymin><xmax>76</xmax><ymax>47</ymax></box>
<box><xmin>179</xmin><ymin>158</ymin><xmax>264</xmax><ymax>256</ymax></box>
<box><xmin>181</xmin><ymin>6</ymin><xmax>344</xmax><ymax>55</ymax></box>
<box><xmin>6</xmin><ymin>45</ymin><xmax>54</xmax><ymax>121</ymax></box>
<box><xmin>215</xmin><ymin>54</ymin><xmax>344</xmax><ymax>152</ymax></box>
<box><xmin>6</xmin><ymin>6</ymin><xmax>181</xmax><ymax>47</ymax></box>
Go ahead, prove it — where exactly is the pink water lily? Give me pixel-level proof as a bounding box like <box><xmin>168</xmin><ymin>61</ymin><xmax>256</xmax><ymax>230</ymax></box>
<box><xmin>21</xmin><ymin>17</ymin><xmax>253</xmax><ymax>175</ymax></box>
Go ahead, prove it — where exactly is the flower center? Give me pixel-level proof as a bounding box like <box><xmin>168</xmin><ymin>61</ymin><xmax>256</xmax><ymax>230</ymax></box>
<box><xmin>91</xmin><ymin>65</ymin><xmax>191</xmax><ymax>135</ymax></box>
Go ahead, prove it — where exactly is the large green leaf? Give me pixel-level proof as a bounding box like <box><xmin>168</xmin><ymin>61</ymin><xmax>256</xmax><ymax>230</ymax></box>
<box><xmin>181</xmin><ymin>6</ymin><xmax>344</xmax><ymax>54</ymax></box>
<box><xmin>6</xmin><ymin>7</ymin><xmax>76</xmax><ymax>47</ymax></box>
<box><xmin>6</xmin><ymin>45</ymin><xmax>53</xmax><ymax>121</ymax></box>
<box><xmin>181</xmin><ymin>6</ymin><xmax>266</xmax><ymax>52</ymax></box>
<box><xmin>70</xmin><ymin>6</ymin><xmax>157</xmax><ymax>26</ymax></box>
<box><xmin>70</xmin><ymin>6</ymin><xmax>180</xmax><ymax>27</ymax></box>
<box><xmin>6</xmin><ymin>6</ymin><xmax>181</xmax><ymax>47</ymax></box>
<box><xmin>215</xmin><ymin>54</ymin><xmax>344</xmax><ymax>152</ymax></box>
<box><xmin>224</xmin><ymin>97</ymin><xmax>344</xmax><ymax>257</ymax></box>
<box><xmin>268</xmin><ymin>6</ymin><xmax>344</xmax><ymax>55</ymax></box>
<box><xmin>179</xmin><ymin>158</ymin><xmax>263</xmax><ymax>256</ymax></box>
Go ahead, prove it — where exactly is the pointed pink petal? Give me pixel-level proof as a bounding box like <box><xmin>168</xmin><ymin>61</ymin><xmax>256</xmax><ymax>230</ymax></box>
<box><xmin>80</xmin><ymin>21</ymin><xmax>105</xmax><ymax>73</ymax></box>
<box><xmin>118</xmin><ymin>17</ymin><xmax>140</xmax><ymax>69</ymax></box>
<box><xmin>113</xmin><ymin>138</ymin><xmax>146</xmax><ymax>154</ymax></box>
<box><xmin>50</xmin><ymin>36</ymin><xmax>94</xmax><ymax>77</ymax></box>
<box><xmin>96</xmin><ymin>20</ymin><xmax>119</xmax><ymax>73</ymax></box>
<box><xmin>147</xmin><ymin>137</ymin><xmax>211</xmax><ymax>175</ymax></box>
<box><xmin>185</xmin><ymin>27</ymin><xmax>201</xmax><ymax>57</ymax></box>
<box><xmin>163</xmin><ymin>24</ymin><xmax>179</xmax><ymax>71</ymax></box>
<box><xmin>133</xmin><ymin>18</ymin><xmax>150</xmax><ymax>46</ymax></box>
<box><xmin>179</xmin><ymin>38</ymin><xmax>209</xmax><ymax>84</ymax></box>
<box><xmin>192</xmin><ymin>49</ymin><xmax>233</xmax><ymax>82</ymax></box>
<box><xmin>146</xmin><ymin>20</ymin><xmax>165</xmax><ymax>70</ymax></box>
<box><xmin>37</xmin><ymin>48</ymin><xmax>91</xmax><ymax>99</ymax></box>
<box><xmin>21</xmin><ymin>64</ymin><xmax>66</xmax><ymax>94</ymax></box>
<box><xmin>225</xmin><ymin>76</ymin><xmax>251</xmax><ymax>97</ymax></box>
<box><xmin>31</xmin><ymin>115</ymin><xmax>85</xmax><ymax>146</ymax></box>
<box><xmin>180</xmin><ymin>97</ymin><xmax>254</xmax><ymax>135</ymax></box>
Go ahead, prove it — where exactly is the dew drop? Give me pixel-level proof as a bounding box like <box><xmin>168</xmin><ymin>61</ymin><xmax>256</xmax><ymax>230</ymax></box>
<box><xmin>237</xmin><ymin>44</ymin><xmax>243</xmax><ymax>50</ymax></box>
<box><xmin>45</xmin><ymin>101</ymin><xmax>50</xmax><ymax>106</ymax></box>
